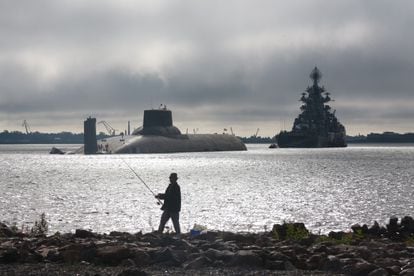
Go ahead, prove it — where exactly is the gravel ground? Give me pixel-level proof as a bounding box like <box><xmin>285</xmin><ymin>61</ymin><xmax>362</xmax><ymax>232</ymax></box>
<box><xmin>0</xmin><ymin>264</ymin><xmax>337</xmax><ymax>276</ymax></box>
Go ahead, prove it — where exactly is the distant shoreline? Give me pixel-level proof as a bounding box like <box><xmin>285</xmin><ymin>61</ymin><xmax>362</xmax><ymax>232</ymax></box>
<box><xmin>1</xmin><ymin>130</ymin><xmax>413</xmax><ymax>144</ymax></box>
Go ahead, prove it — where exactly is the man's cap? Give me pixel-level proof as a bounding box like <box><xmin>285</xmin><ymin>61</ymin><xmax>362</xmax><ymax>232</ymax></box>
<box><xmin>169</xmin><ymin>172</ymin><xmax>178</xmax><ymax>179</ymax></box>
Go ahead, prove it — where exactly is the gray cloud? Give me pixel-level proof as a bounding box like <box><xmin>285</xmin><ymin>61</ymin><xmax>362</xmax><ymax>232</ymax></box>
<box><xmin>1</xmin><ymin>0</ymin><xmax>414</xmax><ymax>135</ymax></box>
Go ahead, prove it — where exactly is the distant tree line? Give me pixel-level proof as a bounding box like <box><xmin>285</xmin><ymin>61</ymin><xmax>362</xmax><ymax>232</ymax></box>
<box><xmin>346</xmin><ymin>132</ymin><xmax>414</xmax><ymax>143</ymax></box>
<box><xmin>0</xmin><ymin>130</ymin><xmax>108</xmax><ymax>144</ymax></box>
<box><xmin>239</xmin><ymin>136</ymin><xmax>276</xmax><ymax>144</ymax></box>
<box><xmin>0</xmin><ymin>130</ymin><xmax>413</xmax><ymax>144</ymax></box>
<box><xmin>240</xmin><ymin>132</ymin><xmax>414</xmax><ymax>144</ymax></box>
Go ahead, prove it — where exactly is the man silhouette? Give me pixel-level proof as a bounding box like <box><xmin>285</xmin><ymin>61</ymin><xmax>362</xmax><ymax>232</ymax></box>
<box><xmin>155</xmin><ymin>173</ymin><xmax>181</xmax><ymax>234</ymax></box>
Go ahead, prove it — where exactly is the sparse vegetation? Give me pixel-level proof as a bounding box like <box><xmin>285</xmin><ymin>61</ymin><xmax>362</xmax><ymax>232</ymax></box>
<box><xmin>30</xmin><ymin>213</ymin><xmax>48</xmax><ymax>236</ymax></box>
<box><xmin>272</xmin><ymin>222</ymin><xmax>309</xmax><ymax>241</ymax></box>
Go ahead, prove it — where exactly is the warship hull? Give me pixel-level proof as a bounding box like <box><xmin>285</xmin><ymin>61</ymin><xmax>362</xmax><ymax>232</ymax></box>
<box><xmin>277</xmin><ymin>132</ymin><xmax>346</xmax><ymax>148</ymax></box>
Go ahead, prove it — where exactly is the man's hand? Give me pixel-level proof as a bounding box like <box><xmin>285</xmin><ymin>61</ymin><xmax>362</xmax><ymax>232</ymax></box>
<box><xmin>155</xmin><ymin>193</ymin><xmax>161</xmax><ymax>199</ymax></box>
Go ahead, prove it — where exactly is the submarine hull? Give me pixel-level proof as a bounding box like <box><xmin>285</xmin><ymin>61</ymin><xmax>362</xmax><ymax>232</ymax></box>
<box><xmin>98</xmin><ymin>134</ymin><xmax>246</xmax><ymax>154</ymax></box>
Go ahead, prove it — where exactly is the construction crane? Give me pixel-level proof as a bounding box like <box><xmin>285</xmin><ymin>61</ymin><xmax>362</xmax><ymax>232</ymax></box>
<box><xmin>22</xmin><ymin>120</ymin><xmax>31</xmax><ymax>134</ymax></box>
<box><xmin>98</xmin><ymin>121</ymin><xmax>117</xmax><ymax>136</ymax></box>
<box><xmin>254</xmin><ymin>128</ymin><xmax>260</xmax><ymax>137</ymax></box>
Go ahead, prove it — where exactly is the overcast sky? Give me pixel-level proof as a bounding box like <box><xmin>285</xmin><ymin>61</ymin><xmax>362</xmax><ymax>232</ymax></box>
<box><xmin>1</xmin><ymin>0</ymin><xmax>413</xmax><ymax>136</ymax></box>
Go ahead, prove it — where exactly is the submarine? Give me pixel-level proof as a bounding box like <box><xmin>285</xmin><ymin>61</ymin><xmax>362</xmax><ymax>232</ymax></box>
<box><xmin>84</xmin><ymin>107</ymin><xmax>246</xmax><ymax>154</ymax></box>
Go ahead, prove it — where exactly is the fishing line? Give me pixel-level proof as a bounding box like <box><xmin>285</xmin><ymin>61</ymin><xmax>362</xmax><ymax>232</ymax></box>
<box><xmin>121</xmin><ymin>158</ymin><xmax>162</xmax><ymax>205</ymax></box>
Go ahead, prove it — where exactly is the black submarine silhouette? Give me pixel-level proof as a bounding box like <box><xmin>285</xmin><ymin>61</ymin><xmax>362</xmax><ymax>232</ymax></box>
<box><xmin>94</xmin><ymin>107</ymin><xmax>246</xmax><ymax>154</ymax></box>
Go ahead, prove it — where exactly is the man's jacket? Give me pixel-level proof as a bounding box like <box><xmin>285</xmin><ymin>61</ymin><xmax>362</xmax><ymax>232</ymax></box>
<box><xmin>159</xmin><ymin>183</ymin><xmax>181</xmax><ymax>212</ymax></box>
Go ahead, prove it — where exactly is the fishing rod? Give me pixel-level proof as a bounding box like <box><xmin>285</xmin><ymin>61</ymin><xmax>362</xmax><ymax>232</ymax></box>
<box><xmin>121</xmin><ymin>159</ymin><xmax>163</xmax><ymax>205</ymax></box>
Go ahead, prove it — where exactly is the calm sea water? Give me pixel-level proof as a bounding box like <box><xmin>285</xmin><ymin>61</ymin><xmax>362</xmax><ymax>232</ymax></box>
<box><xmin>1</xmin><ymin>144</ymin><xmax>414</xmax><ymax>234</ymax></box>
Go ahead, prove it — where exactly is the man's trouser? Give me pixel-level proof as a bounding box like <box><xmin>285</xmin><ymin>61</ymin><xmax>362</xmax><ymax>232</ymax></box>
<box><xmin>158</xmin><ymin>210</ymin><xmax>180</xmax><ymax>234</ymax></box>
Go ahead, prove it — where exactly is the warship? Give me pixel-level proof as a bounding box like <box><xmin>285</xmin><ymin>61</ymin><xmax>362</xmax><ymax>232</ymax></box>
<box><xmin>81</xmin><ymin>107</ymin><xmax>246</xmax><ymax>154</ymax></box>
<box><xmin>277</xmin><ymin>67</ymin><xmax>347</xmax><ymax>148</ymax></box>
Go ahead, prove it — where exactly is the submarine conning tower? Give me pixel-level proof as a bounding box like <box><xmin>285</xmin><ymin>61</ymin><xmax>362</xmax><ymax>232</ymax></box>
<box><xmin>133</xmin><ymin>108</ymin><xmax>182</xmax><ymax>136</ymax></box>
<box><xmin>144</xmin><ymin>109</ymin><xmax>173</xmax><ymax>128</ymax></box>
<box><xmin>84</xmin><ymin>117</ymin><xmax>98</xmax><ymax>154</ymax></box>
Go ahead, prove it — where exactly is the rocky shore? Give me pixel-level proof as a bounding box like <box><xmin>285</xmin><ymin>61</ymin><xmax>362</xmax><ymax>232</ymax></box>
<box><xmin>1</xmin><ymin>217</ymin><xmax>414</xmax><ymax>276</ymax></box>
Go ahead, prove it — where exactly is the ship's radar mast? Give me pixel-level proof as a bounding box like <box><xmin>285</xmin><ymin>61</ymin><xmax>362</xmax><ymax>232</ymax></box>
<box><xmin>310</xmin><ymin>67</ymin><xmax>322</xmax><ymax>85</ymax></box>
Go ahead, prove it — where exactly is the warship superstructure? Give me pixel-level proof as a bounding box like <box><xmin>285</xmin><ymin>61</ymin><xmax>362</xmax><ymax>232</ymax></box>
<box><xmin>277</xmin><ymin>67</ymin><xmax>347</xmax><ymax>148</ymax></box>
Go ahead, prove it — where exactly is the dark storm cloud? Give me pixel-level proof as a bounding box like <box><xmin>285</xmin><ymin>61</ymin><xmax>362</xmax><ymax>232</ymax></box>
<box><xmin>0</xmin><ymin>0</ymin><xmax>413</xmax><ymax>135</ymax></box>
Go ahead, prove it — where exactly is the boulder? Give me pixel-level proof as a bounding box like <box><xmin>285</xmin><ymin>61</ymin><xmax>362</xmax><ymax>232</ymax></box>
<box><xmin>375</xmin><ymin>257</ymin><xmax>401</xmax><ymax>268</ymax></box>
<box><xmin>322</xmin><ymin>255</ymin><xmax>342</xmax><ymax>272</ymax></box>
<box><xmin>153</xmin><ymin>247</ymin><xmax>181</xmax><ymax>266</ymax></box>
<box><xmin>183</xmin><ymin>256</ymin><xmax>211</xmax><ymax>269</ymax></box>
<box><xmin>75</xmin><ymin>229</ymin><xmax>96</xmax><ymax>238</ymax></box>
<box><xmin>368</xmin><ymin>268</ymin><xmax>389</xmax><ymax>276</ymax></box>
<box><xmin>306</xmin><ymin>253</ymin><xmax>327</xmax><ymax>270</ymax></box>
<box><xmin>328</xmin><ymin>231</ymin><xmax>345</xmax><ymax>240</ymax></box>
<box><xmin>117</xmin><ymin>269</ymin><xmax>148</xmax><ymax>276</ymax></box>
<box><xmin>387</xmin><ymin>265</ymin><xmax>402</xmax><ymax>275</ymax></box>
<box><xmin>401</xmin><ymin>216</ymin><xmax>414</xmax><ymax>234</ymax></box>
<box><xmin>0</xmin><ymin>247</ymin><xmax>19</xmax><ymax>263</ymax></box>
<box><xmin>386</xmin><ymin>217</ymin><xmax>400</xmax><ymax>236</ymax></box>
<box><xmin>0</xmin><ymin>223</ymin><xmax>15</xmax><ymax>237</ymax></box>
<box><xmin>343</xmin><ymin>261</ymin><xmax>378</xmax><ymax>276</ymax></box>
<box><xmin>230</xmin><ymin>250</ymin><xmax>263</xmax><ymax>267</ymax></box>
<box><xmin>400</xmin><ymin>268</ymin><xmax>414</xmax><ymax>276</ymax></box>
<box><xmin>204</xmin><ymin>248</ymin><xmax>235</xmax><ymax>262</ymax></box>
<box><xmin>264</xmin><ymin>260</ymin><xmax>285</xmax><ymax>270</ymax></box>
<box><xmin>368</xmin><ymin>221</ymin><xmax>384</xmax><ymax>236</ymax></box>
<box><xmin>50</xmin><ymin>147</ymin><xmax>65</xmax><ymax>154</ymax></box>
<box><xmin>132</xmin><ymin>249</ymin><xmax>152</xmax><ymax>267</ymax></box>
<box><xmin>268</xmin><ymin>251</ymin><xmax>291</xmax><ymax>262</ymax></box>
<box><xmin>96</xmin><ymin>245</ymin><xmax>133</xmax><ymax>265</ymax></box>
<box><xmin>272</xmin><ymin>222</ymin><xmax>309</xmax><ymax>240</ymax></box>
<box><xmin>355</xmin><ymin>246</ymin><xmax>372</xmax><ymax>260</ymax></box>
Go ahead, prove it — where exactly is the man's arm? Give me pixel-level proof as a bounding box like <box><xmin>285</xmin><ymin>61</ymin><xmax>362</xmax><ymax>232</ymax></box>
<box><xmin>155</xmin><ymin>193</ymin><xmax>165</xmax><ymax>199</ymax></box>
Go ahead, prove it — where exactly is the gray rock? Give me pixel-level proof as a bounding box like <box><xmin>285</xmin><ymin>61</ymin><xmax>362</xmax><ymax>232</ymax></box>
<box><xmin>355</xmin><ymin>246</ymin><xmax>372</xmax><ymax>260</ymax></box>
<box><xmin>368</xmin><ymin>268</ymin><xmax>389</xmax><ymax>276</ymax></box>
<box><xmin>96</xmin><ymin>245</ymin><xmax>133</xmax><ymax>265</ymax></box>
<box><xmin>401</xmin><ymin>216</ymin><xmax>414</xmax><ymax>234</ymax></box>
<box><xmin>50</xmin><ymin>147</ymin><xmax>65</xmax><ymax>154</ymax></box>
<box><xmin>322</xmin><ymin>255</ymin><xmax>342</xmax><ymax>272</ymax></box>
<box><xmin>117</xmin><ymin>268</ymin><xmax>148</xmax><ymax>276</ymax></box>
<box><xmin>75</xmin><ymin>229</ymin><xmax>96</xmax><ymax>238</ymax></box>
<box><xmin>59</xmin><ymin>243</ymin><xmax>97</xmax><ymax>263</ymax></box>
<box><xmin>0</xmin><ymin>247</ymin><xmax>19</xmax><ymax>263</ymax></box>
<box><xmin>153</xmin><ymin>247</ymin><xmax>180</xmax><ymax>266</ymax></box>
<box><xmin>132</xmin><ymin>249</ymin><xmax>152</xmax><ymax>267</ymax></box>
<box><xmin>284</xmin><ymin>260</ymin><xmax>297</xmax><ymax>271</ymax></box>
<box><xmin>265</xmin><ymin>260</ymin><xmax>285</xmax><ymax>270</ymax></box>
<box><xmin>387</xmin><ymin>265</ymin><xmax>403</xmax><ymax>275</ymax></box>
<box><xmin>328</xmin><ymin>231</ymin><xmax>345</xmax><ymax>240</ymax></box>
<box><xmin>343</xmin><ymin>261</ymin><xmax>378</xmax><ymax>276</ymax></box>
<box><xmin>269</xmin><ymin>251</ymin><xmax>291</xmax><ymax>262</ymax></box>
<box><xmin>183</xmin><ymin>256</ymin><xmax>211</xmax><ymax>269</ymax></box>
<box><xmin>306</xmin><ymin>253</ymin><xmax>327</xmax><ymax>270</ymax></box>
<box><xmin>204</xmin><ymin>248</ymin><xmax>235</xmax><ymax>262</ymax></box>
<box><xmin>230</xmin><ymin>250</ymin><xmax>263</xmax><ymax>267</ymax></box>
<box><xmin>375</xmin><ymin>257</ymin><xmax>401</xmax><ymax>268</ymax></box>
<box><xmin>402</xmin><ymin>262</ymin><xmax>414</xmax><ymax>270</ymax></box>
<box><xmin>0</xmin><ymin>223</ymin><xmax>15</xmax><ymax>237</ymax></box>
<box><xmin>400</xmin><ymin>268</ymin><xmax>414</xmax><ymax>276</ymax></box>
